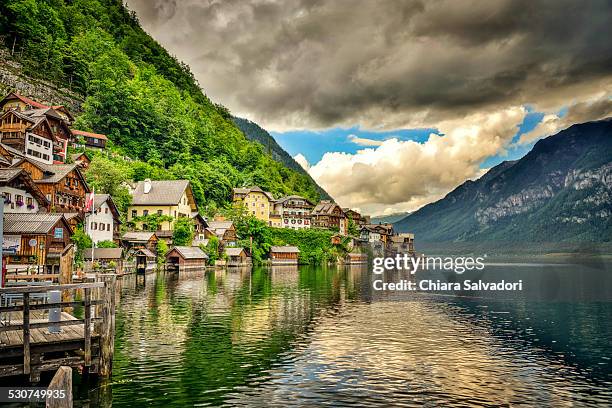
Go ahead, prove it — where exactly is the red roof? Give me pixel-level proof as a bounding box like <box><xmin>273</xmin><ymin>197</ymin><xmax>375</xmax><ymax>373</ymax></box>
<box><xmin>71</xmin><ymin>129</ymin><xmax>108</xmax><ymax>141</ymax></box>
<box><xmin>9</xmin><ymin>93</ymin><xmax>49</xmax><ymax>109</ymax></box>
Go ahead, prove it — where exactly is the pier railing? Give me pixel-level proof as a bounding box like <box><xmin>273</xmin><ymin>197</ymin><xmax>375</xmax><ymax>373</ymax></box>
<box><xmin>0</xmin><ymin>276</ymin><xmax>116</xmax><ymax>382</ymax></box>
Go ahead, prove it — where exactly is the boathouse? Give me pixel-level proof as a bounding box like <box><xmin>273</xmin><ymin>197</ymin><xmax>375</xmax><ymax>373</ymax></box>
<box><xmin>166</xmin><ymin>246</ymin><xmax>208</xmax><ymax>270</ymax></box>
<box><xmin>225</xmin><ymin>247</ymin><xmax>251</xmax><ymax>266</ymax></box>
<box><xmin>269</xmin><ymin>245</ymin><xmax>300</xmax><ymax>265</ymax></box>
<box><xmin>84</xmin><ymin>247</ymin><xmax>123</xmax><ymax>272</ymax></box>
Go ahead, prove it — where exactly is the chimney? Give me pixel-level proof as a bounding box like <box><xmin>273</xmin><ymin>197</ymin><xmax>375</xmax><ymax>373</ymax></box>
<box><xmin>143</xmin><ymin>179</ymin><xmax>152</xmax><ymax>194</ymax></box>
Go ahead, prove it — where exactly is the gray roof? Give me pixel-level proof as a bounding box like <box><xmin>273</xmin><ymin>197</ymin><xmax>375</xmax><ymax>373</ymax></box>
<box><xmin>33</xmin><ymin>162</ymin><xmax>81</xmax><ymax>184</ymax></box>
<box><xmin>3</xmin><ymin>213</ymin><xmax>66</xmax><ymax>234</ymax></box>
<box><xmin>93</xmin><ymin>194</ymin><xmax>110</xmax><ymax>210</ymax></box>
<box><xmin>0</xmin><ymin>168</ymin><xmax>24</xmax><ymax>183</ymax></box>
<box><xmin>207</xmin><ymin>221</ymin><xmax>233</xmax><ymax>230</ymax></box>
<box><xmin>63</xmin><ymin>212</ymin><xmax>81</xmax><ymax>221</ymax></box>
<box><xmin>232</xmin><ymin>186</ymin><xmax>274</xmax><ymax>201</ymax></box>
<box><xmin>131</xmin><ymin>180</ymin><xmax>191</xmax><ymax>205</ymax></box>
<box><xmin>170</xmin><ymin>246</ymin><xmax>208</xmax><ymax>259</ymax></box>
<box><xmin>312</xmin><ymin>200</ymin><xmax>344</xmax><ymax>216</ymax></box>
<box><xmin>135</xmin><ymin>248</ymin><xmax>156</xmax><ymax>258</ymax></box>
<box><xmin>84</xmin><ymin>247</ymin><xmax>123</xmax><ymax>259</ymax></box>
<box><xmin>225</xmin><ymin>247</ymin><xmax>247</xmax><ymax>257</ymax></box>
<box><xmin>274</xmin><ymin>195</ymin><xmax>314</xmax><ymax>206</ymax></box>
<box><xmin>270</xmin><ymin>245</ymin><xmax>300</xmax><ymax>253</ymax></box>
<box><xmin>122</xmin><ymin>231</ymin><xmax>156</xmax><ymax>242</ymax></box>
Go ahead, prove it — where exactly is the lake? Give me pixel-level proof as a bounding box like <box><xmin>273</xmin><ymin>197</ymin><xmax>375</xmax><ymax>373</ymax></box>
<box><xmin>77</xmin><ymin>260</ymin><xmax>612</xmax><ymax>407</ymax></box>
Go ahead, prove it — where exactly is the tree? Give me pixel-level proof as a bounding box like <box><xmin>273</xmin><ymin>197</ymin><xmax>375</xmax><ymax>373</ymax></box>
<box><xmin>156</xmin><ymin>240</ymin><xmax>168</xmax><ymax>266</ymax></box>
<box><xmin>96</xmin><ymin>240</ymin><xmax>117</xmax><ymax>248</ymax></box>
<box><xmin>201</xmin><ymin>235</ymin><xmax>220</xmax><ymax>265</ymax></box>
<box><xmin>172</xmin><ymin>217</ymin><xmax>194</xmax><ymax>246</ymax></box>
<box><xmin>72</xmin><ymin>224</ymin><xmax>92</xmax><ymax>266</ymax></box>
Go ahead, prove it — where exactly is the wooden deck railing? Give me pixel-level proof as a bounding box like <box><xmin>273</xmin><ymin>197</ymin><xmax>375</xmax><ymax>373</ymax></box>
<box><xmin>0</xmin><ymin>277</ymin><xmax>116</xmax><ymax>381</ymax></box>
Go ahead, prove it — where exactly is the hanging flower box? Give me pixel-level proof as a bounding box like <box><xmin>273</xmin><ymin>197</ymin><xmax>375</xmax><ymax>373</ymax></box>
<box><xmin>16</xmin><ymin>200</ymin><xmax>24</xmax><ymax>207</ymax></box>
<box><xmin>27</xmin><ymin>204</ymin><xmax>35</xmax><ymax>209</ymax></box>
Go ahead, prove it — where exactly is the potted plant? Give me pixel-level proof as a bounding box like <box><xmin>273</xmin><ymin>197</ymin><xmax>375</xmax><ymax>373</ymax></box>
<box><xmin>27</xmin><ymin>203</ymin><xmax>35</xmax><ymax>210</ymax></box>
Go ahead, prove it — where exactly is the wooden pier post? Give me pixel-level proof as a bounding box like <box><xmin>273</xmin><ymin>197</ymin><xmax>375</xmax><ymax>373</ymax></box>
<box><xmin>97</xmin><ymin>274</ymin><xmax>116</xmax><ymax>377</ymax></box>
<box><xmin>46</xmin><ymin>366</ymin><xmax>73</xmax><ymax>408</ymax></box>
<box><xmin>23</xmin><ymin>292</ymin><xmax>30</xmax><ymax>377</ymax></box>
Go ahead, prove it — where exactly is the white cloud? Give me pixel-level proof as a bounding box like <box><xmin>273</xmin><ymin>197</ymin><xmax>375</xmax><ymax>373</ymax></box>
<box><xmin>307</xmin><ymin>107</ymin><xmax>526</xmax><ymax>215</ymax></box>
<box><xmin>293</xmin><ymin>153</ymin><xmax>310</xmax><ymax>171</ymax></box>
<box><xmin>347</xmin><ymin>134</ymin><xmax>384</xmax><ymax>146</ymax></box>
<box><xmin>517</xmin><ymin>96</ymin><xmax>612</xmax><ymax>145</ymax></box>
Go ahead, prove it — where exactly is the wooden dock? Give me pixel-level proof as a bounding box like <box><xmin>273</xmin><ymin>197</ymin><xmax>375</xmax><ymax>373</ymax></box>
<box><xmin>0</xmin><ymin>278</ymin><xmax>116</xmax><ymax>383</ymax></box>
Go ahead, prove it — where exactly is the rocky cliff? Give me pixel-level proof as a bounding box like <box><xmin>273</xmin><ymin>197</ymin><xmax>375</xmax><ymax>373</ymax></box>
<box><xmin>394</xmin><ymin>118</ymin><xmax>612</xmax><ymax>245</ymax></box>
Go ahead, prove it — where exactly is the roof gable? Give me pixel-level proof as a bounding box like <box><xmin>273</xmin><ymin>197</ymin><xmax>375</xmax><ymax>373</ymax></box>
<box><xmin>131</xmin><ymin>180</ymin><xmax>194</xmax><ymax>206</ymax></box>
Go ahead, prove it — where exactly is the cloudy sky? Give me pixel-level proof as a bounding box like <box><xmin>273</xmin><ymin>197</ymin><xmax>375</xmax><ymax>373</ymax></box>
<box><xmin>127</xmin><ymin>0</ymin><xmax>612</xmax><ymax>216</ymax></box>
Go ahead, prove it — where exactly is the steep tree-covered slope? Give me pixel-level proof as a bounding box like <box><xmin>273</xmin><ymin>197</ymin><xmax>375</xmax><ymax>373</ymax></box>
<box><xmin>395</xmin><ymin>119</ymin><xmax>612</xmax><ymax>244</ymax></box>
<box><xmin>0</xmin><ymin>0</ymin><xmax>324</xmax><ymax>208</ymax></box>
<box><xmin>232</xmin><ymin>117</ymin><xmax>330</xmax><ymax>199</ymax></box>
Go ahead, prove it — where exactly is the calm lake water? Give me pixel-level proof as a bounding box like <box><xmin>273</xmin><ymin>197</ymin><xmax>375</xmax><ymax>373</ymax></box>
<box><xmin>77</xmin><ymin>260</ymin><xmax>612</xmax><ymax>407</ymax></box>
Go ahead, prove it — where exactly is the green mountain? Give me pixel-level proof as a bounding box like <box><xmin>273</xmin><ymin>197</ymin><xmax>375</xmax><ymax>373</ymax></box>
<box><xmin>0</xmin><ymin>0</ymin><xmax>324</xmax><ymax>209</ymax></box>
<box><xmin>394</xmin><ymin>119</ymin><xmax>612</xmax><ymax>246</ymax></box>
<box><xmin>232</xmin><ymin>117</ymin><xmax>330</xmax><ymax>199</ymax></box>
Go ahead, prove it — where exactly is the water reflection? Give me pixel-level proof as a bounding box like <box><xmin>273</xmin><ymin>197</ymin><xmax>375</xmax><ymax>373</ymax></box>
<box><xmin>78</xmin><ymin>262</ymin><xmax>612</xmax><ymax>407</ymax></box>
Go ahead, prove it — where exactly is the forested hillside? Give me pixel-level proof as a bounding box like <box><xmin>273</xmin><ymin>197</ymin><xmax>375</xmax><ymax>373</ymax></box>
<box><xmin>0</xmin><ymin>0</ymin><xmax>324</xmax><ymax>211</ymax></box>
<box><xmin>395</xmin><ymin>119</ymin><xmax>612</xmax><ymax>246</ymax></box>
<box><xmin>232</xmin><ymin>117</ymin><xmax>330</xmax><ymax>199</ymax></box>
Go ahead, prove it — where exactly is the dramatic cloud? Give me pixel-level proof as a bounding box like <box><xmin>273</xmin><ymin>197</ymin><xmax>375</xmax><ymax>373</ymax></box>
<box><xmin>293</xmin><ymin>153</ymin><xmax>310</xmax><ymax>171</ymax></box>
<box><xmin>308</xmin><ymin>107</ymin><xmax>526</xmax><ymax>215</ymax></box>
<box><xmin>127</xmin><ymin>0</ymin><xmax>612</xmax><ymax>131</ymax></box>
<box><xmin>518</xmin><ymin>96</ymin><xmax>612</xmax><ymax>145</ymax></box>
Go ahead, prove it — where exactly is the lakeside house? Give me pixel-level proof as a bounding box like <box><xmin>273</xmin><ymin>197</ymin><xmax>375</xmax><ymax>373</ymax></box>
<box><xmin>206</xmin><ymin>220</ymin><xmax>237</xmax><ymax>246</ymax></box>
<box><xmin>71</xmin><ymin>152</ymin><xmax>91</xmax><ymax>168</ymax></box>
<box><xmin>13</xmin><ymin>158</ymin><xmax>90</xmax><ymax>221</ymax></box>
<box><xmin>272</xmin><ymin>195</ymin><xmax>314</xmax><ymax>230</ymax></box>
<box><xmin>2</xmin><ymin>213</ymin><xmax>73</xmax><ymax>271</ymax></box>
<box><xmin>311</xmin><ymin>200</ymin><xmax>347</xmax><ymax>235</ymax></box>
<box><xmin>166</xmin><ymin>246</ymin><xmax>208</xmax><ymax>270</ymax></box>
<box><xmin>191</xmin><ymin>212</ymin><xmax>209</xmax><ymax>241</ymax></box>
<box><xmin>270</xmin><ymin>245</ymin><xmax>300</xmax><ymax>265</ymax></box>
<box><xmin>85</xmin><ymin>194</ymin><xmax>122</xmax><ymax>244</ymax></box>
<box><xmin>122</xmin><ymin>231</ymin><xmax>158</xmax><ymax>254</ymax></box>
<box><xmin>232</xmin><ymin>186</ymin><xmax>275</xmax><ymax>225</ymax></box>
<box><xmin>128</xmin><ymin>179</ymin><xmax>197</xmax><ymax>232</ymax></box>
<box><xmin>0</xmin><ymin>167</ymin><xmax>49</xmax><ymax>213</ymax></box>
<box><xmin>84</xmin><ymin>247</ymin><xmax>123</xmax><ymax>272</ymax></box>
<box><xmin>225</xmin><ymin>247</ymin><xmax>251</xmax><ymax>266</ymax></box>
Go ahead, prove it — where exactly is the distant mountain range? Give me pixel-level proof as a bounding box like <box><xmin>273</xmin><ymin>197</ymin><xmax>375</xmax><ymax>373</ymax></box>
<box><xmin>394</xmin><ymin>119</ymin><xmax>612</xmax><ymax>249</ymax></box>
<box><xmin>233</xmin><ymin>117</ymin><xmax>331</xmax><ymax>199</ymax></box>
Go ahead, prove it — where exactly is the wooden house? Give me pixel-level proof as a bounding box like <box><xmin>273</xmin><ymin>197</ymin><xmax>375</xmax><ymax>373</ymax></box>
<box><xmin>13</xmin><ymin>158</ymin><xmax>90</xmax><ymax>215</ymax></box>
<box><xmin>83</xmin><ymin>247</ymin><xmax>123</xmax><ymax>272</ymax></box>
<box><xmin>71</xmin><ymin>129</ymin><xmax>108</xmax><ymax>150</ymax></box>
<box><xmin>206</xmin><ymin>221</ymin><xmax>237</xmax><ymax>245</ymax></box>
<box><xmin>121</xmin><ymin>231</ymin><xmax>158</xmax><ymax>254</ymax></box>
<box><xmin>71</xmin><ymin>152</ymin><xmax>91</xmax><ymax>168</ymax></box>
<box><xmin>166</xmin><ymin>246</ymin><xmax>208</xmax><ymax>270</ymax></box>
<box><xmin>343</xmin><ymin>209</ymin><xmax>367</xmax><ymax>226</ymax></box>
<box><xmin>269</xmin><ymin>245</ymin><xmax>300</xmax><ymax>265</ymax></box>
<box><xmin>311</xmin><ymin>200</ymin><xmax>347</xmax><ymax>235</ymax></box>
<box><xmin>0</xmin><ymin>109</ymin><xmax>55</xmax><ymax>164</ymax></box>
<box><xmin>2</xmin><ymin>213</ymin><xmax>73</xmax><ymax>271</ymax></box>
<box><xmin>225</xmin><ymin>247</ymin><xmax>251</xmax><ymax>266</ymax></box>
<box><xmin>191</xmin><ymin>212</ymin><xmax>209</xmax><ymax>241</ymax></box>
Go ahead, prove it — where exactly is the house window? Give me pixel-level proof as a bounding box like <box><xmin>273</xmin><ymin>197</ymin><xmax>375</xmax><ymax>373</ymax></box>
<box><xmin>16</xmin><ymin>194</ymin><xmax>23</xmax><ymax>205</ymax></box>
<box><xmin>65</xmin><ymin>179</ymin><xmax>70</xmax><ymax>186</ymax></box>
<box><xmin>54</xmin><ymin>228</ymin><xmax>63</xmax><ymax>239</ymax></box>
<box><xmin>46</xmin><ymin>194</ymin><xmax>51</xmax><ymax>202</ymax></box>
<box><xmin>143</xmin><ymin>210</ymin><xmax>149</xmax><ymax>216</ymax></box>
<box><xmin>3</xmin><ymin>193</ymin><xmax>11</xmax><ymax>203</ymax></box>
<box><xmin>100</xmin><ymin>224</ymin><xmax>105</xmax><ymax>231</ymax></box>
<box><xmin>132</xmin><ymin>210</ymin><xmax>137</xmax><ymax>218</ymax></box>
<box><xmin>93</xmin><ymin>222</ymin><xmax>98</xmax><ymax>230</ymax></box>
<box><xmin>105</xmin><ymin>208</ymin><xmax>109</xmax><ymax>214</ymax></box>
<box><xmin>26</xmin><ymin>197</ymin><xmax>33</xmax><ymax>207</ymax></box>
<box><xmin>107</xmin><ymin>223</ymin><xmax>111</xmax><ymax>231</ymax></box>
<box><xmin>157</xmin><ymin>210</ymin><xmax>163</xmax><ymax>216</ymax></box>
